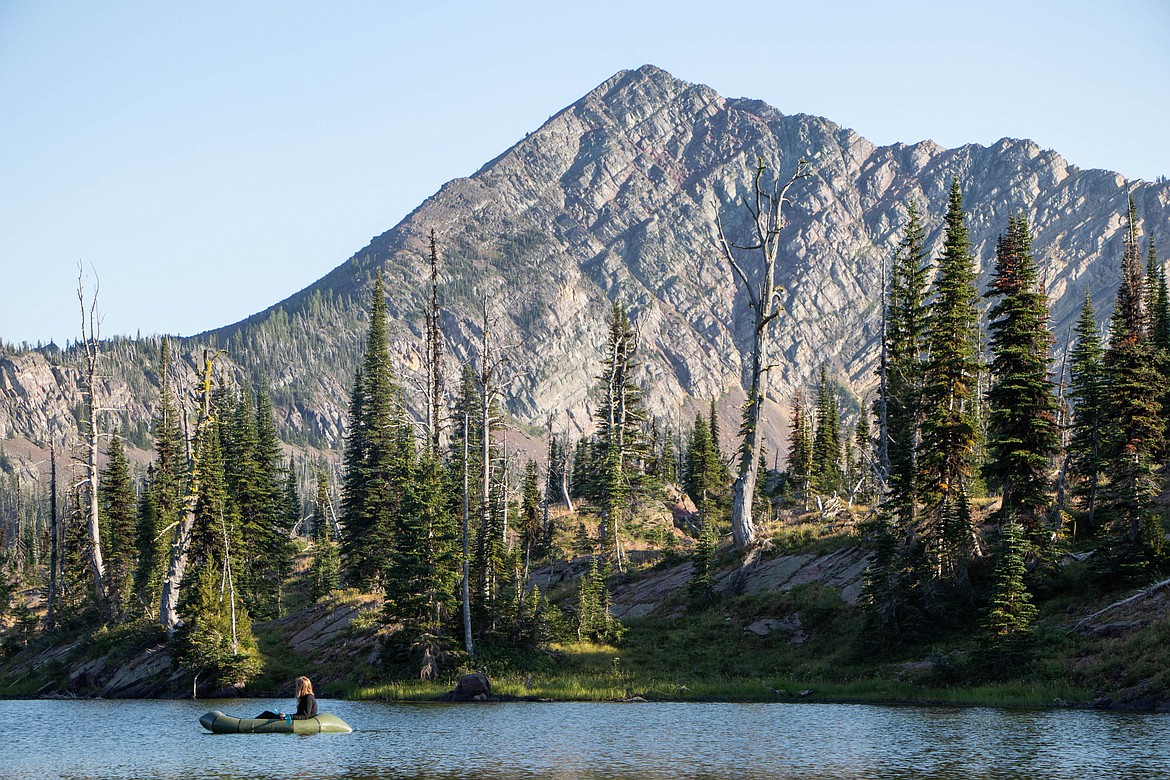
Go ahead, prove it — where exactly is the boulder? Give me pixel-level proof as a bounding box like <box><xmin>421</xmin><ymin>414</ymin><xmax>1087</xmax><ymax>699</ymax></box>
<box><xmin>744</xmin><ymin>614</ymin><xmax>807</xmax><ymax>643</ymax></box>
<box><xmin>745</xmin><ymin>619</ymin><xmax>782</xmax><ymax>637</ymax></box>
<box><xmin>452</xmin><ymin>673</ymin><xmax>492</xmax><ymax>702</ymax></box>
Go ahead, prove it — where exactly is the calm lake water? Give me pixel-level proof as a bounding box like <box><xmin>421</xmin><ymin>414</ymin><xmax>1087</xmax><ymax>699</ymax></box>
<box><xmin>0</xmin><ymin>698</ymin><xmax>1166</xmax><ymax>779</ymax></box>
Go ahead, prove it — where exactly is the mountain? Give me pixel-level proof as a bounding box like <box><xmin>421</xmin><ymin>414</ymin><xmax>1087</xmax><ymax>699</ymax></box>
<box><xmin>2</xmin><ymin>64</ymin><xmax>1168</xmax><ymax>471</ymax></box>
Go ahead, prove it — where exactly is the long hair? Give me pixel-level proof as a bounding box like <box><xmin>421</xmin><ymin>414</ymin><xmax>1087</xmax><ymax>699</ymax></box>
<box><xmin>295</xmin><ymin>676</ymin><xmax>313</xmax><ymax>698</ymax></box>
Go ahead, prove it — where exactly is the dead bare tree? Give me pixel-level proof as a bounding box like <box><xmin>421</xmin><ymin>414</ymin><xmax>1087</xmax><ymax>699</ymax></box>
<box><xmin>461</xmin><ymin>410</ymin><xmax>474</xmax><ymax>657</ymax></box>
<box><xmin>159</xmin><ymin>350</ymin><xmax>221</xmax><ymax>637</ymax></box>
<box><xmin>543</xmin><ymin>415</ymin><xmax>554</xmax><ymax>537</ymax></box>
<box><xmin>560</xmin><ymin>413</ymin><xmax>575</xmax><ymax>512</ymax></box>
<box><xmin>76</xmin><ymin>266</ymin><xmax>106</xmax><ymax>601</ymax></box>
<box><xmin>877</xmin><ymin>253</ymin><xmax>890</xmax><ymax>490</ymax></box>
<box><xmin>714</xmin><ymin>156</ymin><xmax>811</xmax><ymax>548</ymax></box>
<box><xmin>45</xmin><ymin>443</ymin><xmax>60</xmax><ymax>631</ymax></box>
<box><xmin>426</xmin><ymin>229</ymin><xmax>445</xmax><ymax>456</ymax></box>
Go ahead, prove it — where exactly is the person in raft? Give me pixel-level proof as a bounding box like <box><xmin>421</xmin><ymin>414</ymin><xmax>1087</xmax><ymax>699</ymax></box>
<box><xmin>258</xmin><ymin>676</ymin><xmax>318</xmax><ymax>722</ymax></box>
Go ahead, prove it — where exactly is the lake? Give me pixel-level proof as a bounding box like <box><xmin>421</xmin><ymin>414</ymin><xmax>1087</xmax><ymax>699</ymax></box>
<box><xmin>0</xmin><ymin>698</ymin><xmax>1166</xmax><ymax>779</ymax></box>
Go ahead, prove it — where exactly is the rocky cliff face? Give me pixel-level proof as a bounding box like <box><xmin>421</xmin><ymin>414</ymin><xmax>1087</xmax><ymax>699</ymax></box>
<box><xmin>3</xmin><ymin>65</ymin><xmax>1168</xmax><ymax>461</ymax></box>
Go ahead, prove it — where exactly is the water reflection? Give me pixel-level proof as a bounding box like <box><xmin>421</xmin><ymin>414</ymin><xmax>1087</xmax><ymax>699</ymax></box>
<box><xmin>1</xmin><ymin>699</ymin><xmax>1166</xmax><ymax>779</ymax></box>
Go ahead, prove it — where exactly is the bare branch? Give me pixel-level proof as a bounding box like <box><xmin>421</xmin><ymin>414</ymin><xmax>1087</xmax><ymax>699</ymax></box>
<box><xmin>715</xmin><ymin>208</ymin><xmax>758</xmax><ymax>308</ymax></box>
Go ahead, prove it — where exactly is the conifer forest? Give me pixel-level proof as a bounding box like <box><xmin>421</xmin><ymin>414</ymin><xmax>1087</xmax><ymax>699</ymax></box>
<box><xmin>2</xmin><ymin>163</ymin><xmax>1170</xmax><ymax>711</ymax></box>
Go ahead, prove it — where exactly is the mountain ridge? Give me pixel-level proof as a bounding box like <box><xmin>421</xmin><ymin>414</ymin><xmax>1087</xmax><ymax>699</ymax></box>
<box><xmin>2</xmin><ymin>64</ymin><xmax>1168</xmax><ymax>470</ymax></box>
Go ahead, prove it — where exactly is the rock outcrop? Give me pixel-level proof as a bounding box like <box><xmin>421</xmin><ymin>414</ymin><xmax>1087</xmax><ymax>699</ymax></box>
<box><xmin>607</xmin><ymin>546</ymin><xmax>873</xmax><ymax>619</ymax></box>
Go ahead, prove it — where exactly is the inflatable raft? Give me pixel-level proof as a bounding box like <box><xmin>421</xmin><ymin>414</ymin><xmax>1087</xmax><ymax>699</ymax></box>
<box><xmin>199</xmin><ymin>710</ymin><xmax>352</xmax><ymax>734</ymax></box>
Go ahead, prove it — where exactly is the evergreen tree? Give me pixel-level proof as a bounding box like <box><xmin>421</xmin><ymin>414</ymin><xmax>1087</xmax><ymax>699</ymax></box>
<box><xmin>984</xmin><ymin>216</ymin><xmax>1060</xmax><ymax>551</ymax></box>
<box><xmin>785</xmin><ymin>392</ymin><xmax>813</xmax><ymax>509</ymax></box>
<box><xmin>450</xmin><ymin>364</ymin><xmax>484</xmax><ymax>473</ymax></box>
<box><xmin>592</xmin><ymin>302</ymin><xmax>650</xmax><ymax>558</ymax></box>
<box><xmin>811</xmin><ymin>365</ymin><xmax>843</xmax><ymax>496</ymax></box>
<box><xmin>849</xmin><ymin>414</ymin><xmax>874</xmax><ymax>504</ymax></box>
<box><xmin>135</xmin><ymin>337</ymin><xmax>186</xmax><ymax>618</ymax></box>
<box><xmin>858</xmin><ymin>510</ymin><xmax>919</xmax><ymax>647</ymax></box>
<box><xmin>175</xmin><ymin>414</ymin><xmax>260</xmax><ymax>688</ymax></box>
<box><xmin>341</xmin><ymin>272</ymin><xmax>414</xmax><ymax>590</ymax></box>
<box><xmin>382</xmin><ymin>446</ymin><xmax>460</xmax><ymax>677</ymax></box>
<box><xmin>60</xmin><ymin>484</ymin><xmax>98</xmax><ymax>625</ymax></box>
<box><xmin>1151</xmin><ymin>244</ymin><xmax>1170</xmax><ymax>352</ymax></box>
<box><xmin>547</xmin><ymin>433</ymin><xmax>566</xmax><ymax>506</ymax></box>
<box><xmin>520</xmin><ymin>460</ymin><xmax>542</xmax><ymax>559</ymax></box>
<box><xmin>571</xmin><ymin>438</ymin><xmax>597</xmax><ymax>502</ymax></box>
<box><xmin>308</xmin><ymin>473</ymin><xmax>339</xmax><ymax>601</ymax></box>
<box><xmin>880</xmin><ymin>200</ymin><xmax>932</xmax><ymax>542</ymax></box>
<box><xmin>224</xmin><ymin>386</ymin><xmax>293</xmax><ymax>620</ymax></box>
<box><xmin>283</xmin><ymin>455</ymin><xmax>301</xmax><ymax>533</ymax></box>
<box><xmin>658</xmin><ymin>429</ymin><xmax>678</xmax><ymax>485</ymax></box>
<box><xmin>133</xmin><ymin>470</ymin><xmax>160</xmax><ymax>616</ymax></box>
<box><xmin>1100</xmin><ymin>199</ymin><xmax>1167</xmax><ymax>578</ymax></box>
<box><xmin>1067</xmin><ymin>292</ymin><xmax>1105</xmax><ymax>534</ymax></box>
<box><xmin>918</xmin><ymin>179</ymin><xmax>983</xmax><ymax>590</ymax></box>
<box><xmin>982</xmin><ymin>520</ymin><xmax>1038</xmax><ymax>649</ymax></box>
<box><xmin>339</xmin><ymin>364</ymin><xmax>366</xmax><ymax>571</ymax></box>
<box><xmin>575</xmin><ymin>557</ymin><xmax>624</xmax><ymax>643</ymax></box>
<box><xmin>687</xmin><ymin>522</ymin><xmax>717</xmax><ymax>608</ymax></box>
<box><xmin>1146</xmin><ymin>235</ymin><xmax>1170</xmax><ymax>458</ymax></box>
<box><xmin>707</xmin><ymin>398</ymin><xmax>729</xmax><ymax>486</ymax></box>
<box><xmin>684</xmin><ymin>414</ymin><xmax>721</xmax><ymax>521</ymax></box>
<box><xmin>1145</xmin><ymin>235</ymin><xmax>1168</xmax><ymax>349</ymax></box>
<box><xmin>98</xmin><ymin>436</ymin><xmax>137</xmax><ymax>622</ymax></box>
<box><xmin>572</xmin><ymin>521</ymin><xmax>595</xmax><ymax>556</ymax></box>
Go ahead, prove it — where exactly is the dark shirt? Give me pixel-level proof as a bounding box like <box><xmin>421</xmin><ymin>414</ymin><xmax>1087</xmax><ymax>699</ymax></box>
<box><xmin>292</xmin><ymin>693</ymin><xmax>318</xmax><ymax>720</ymax></box>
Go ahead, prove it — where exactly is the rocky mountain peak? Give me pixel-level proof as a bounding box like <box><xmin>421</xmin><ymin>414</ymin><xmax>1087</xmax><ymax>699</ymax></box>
<box><xmin>3</xmin><ymin>66</ymin><xmax>1169</xmax><ymax>461</ymax></box>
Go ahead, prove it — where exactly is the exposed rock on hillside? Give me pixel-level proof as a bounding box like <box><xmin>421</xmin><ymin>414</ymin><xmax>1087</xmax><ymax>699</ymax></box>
<box><xmin>606</xmin><ymin>547</ymin><xmax>873</xmax><ymax>619</ymax></box>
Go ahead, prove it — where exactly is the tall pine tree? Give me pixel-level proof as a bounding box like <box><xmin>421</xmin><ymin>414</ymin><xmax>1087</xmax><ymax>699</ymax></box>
<box><xmin>135</xmin><ymin>337</ymin><xmax>186</xmax><ymax>619</ymax></box>
<box><xmin>592</xmin><ymin>302</ymin><xmax>650</xmax><ymax>561</ymax></box>
<box><xmin>811</xmin><ymin>365</ymin><xmax>843</xmax><ymax>496</ymax></box>
<box><xmin>982</xmin><ymin>519</ymin><xmax>1038</xmax><ymax>649</ymax></box>
<box><xmin>786</xmin><ymin>392</ymin><xmax>813</xmax><ymax>509</ymax></box>
<box><xmin>98</xmin><ymin>436</ymin><xmax>137</xmax><ymax>623</ymax></box>
<box><xmin>1100</xmin><ymin>198</ymin><xmax>1166</xmax><ymax>578</ymax></box>
<box><xmin>174</xmin><ymin>413</ymin><xmax>260</xmax><ymax>688</ymax></box>
<box><xmin>1067</xmin><ymin>291</ymin><xmax>1105</xmax><ymax>534</ymax></box>
<box><xmin>341</xmin><ymin>272</ymin><xmax>414</xmax><ymax>590</ymax></box>
<box><xmin>308</xmin><ymin>472</ymin><xmax>339</xmax><ymax>601</ymax></box>
<box><xmin>984</xmin><ymin>215</ymin><xmax>1060</xmax><ymax>552</ymax></box>
<box><xmin>685</xmin><ymin>414</ymin><xmax>722</xmax><ymax>522</ymax></box>
<box><xmin>918</xmin><ymin>179</ymin><xmax>983</xmax><ymax>592</ymax></box>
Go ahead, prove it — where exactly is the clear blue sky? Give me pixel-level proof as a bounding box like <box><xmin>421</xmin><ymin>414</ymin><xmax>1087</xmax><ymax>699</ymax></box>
<box><xmin>2</xmin><ymin>0</ymin><xmax>1167</xmax><ymax>347</ymax></box>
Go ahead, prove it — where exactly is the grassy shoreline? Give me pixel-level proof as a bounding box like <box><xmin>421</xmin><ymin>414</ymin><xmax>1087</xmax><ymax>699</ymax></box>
<box><xmin>343</xmin><ymin>633</ymin><xmax>1092</xmax><ymax>710</ymax></box>
<box><xmin>347</xmin><ymin>676</ymin><xmax>1091</xmax><ymax>710</ymax></box>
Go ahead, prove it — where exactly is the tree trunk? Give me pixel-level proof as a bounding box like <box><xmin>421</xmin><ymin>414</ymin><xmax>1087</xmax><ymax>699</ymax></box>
<box><xmin>77</xmin><ymin>269</ymin><xmax>106</xmax><ymax>601</ymax></box>
<box><xmin>716</xmin><ymin>157</ymin><xmax>810</xmax><ymax>549</ymax></box>
<box><xmin>426</xmin><ymin>229</ymin><xmax>444</xmax><ymax>456</ymax></box>
<box><xmin>480</xmin><ymin>346</ymin><xmax>492</xmax><ymax>605</ymax></box>
<box><xmin>159</xmin><ymin>351</ymin><xmax>217</xmax><ymax>637</ymax></box>
<box><xmin>877</xmin><ymin>256</ymin><xmax>890</xmax><ymax>490</ymax></box>
<box><xmin>45</xmin><ymin>445</ymin><xmax>59</xmax><ymax>631</ymax></box>
<box><xmin>461</xmin><ymin>412</ymin><xmax>474</xmax><ymax>656</ymax></box>
<box><xmin>542</xmin><ymin>417</ymin><xmax>552</xmax><ymax>537</ymax></box>
<box><xmin>501</xmin><ymin>430</ymin><xmax>509</xmax><ymax>548</ymax></box>
<box><xmin>219</xmin><ymin>508</ymin><xmax>238</xmax><ymax>654</ymax></box>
